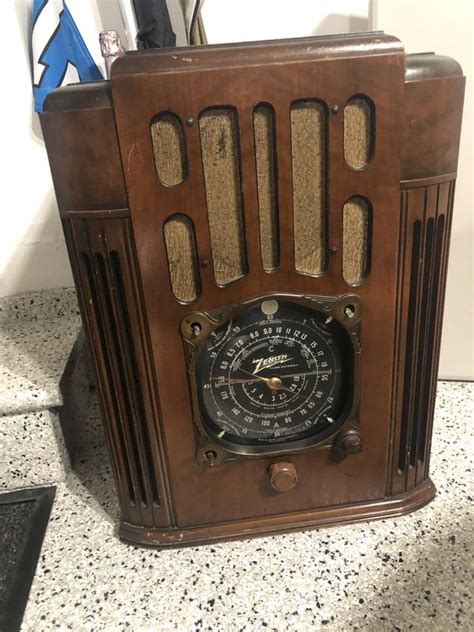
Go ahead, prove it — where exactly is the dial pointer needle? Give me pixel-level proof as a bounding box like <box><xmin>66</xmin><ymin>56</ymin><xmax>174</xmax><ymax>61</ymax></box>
<box><xmin>236</xmin><ymin>368</ymin><xmax>327</xmax><ymax>407</ymax></box>
<box><xmin>236</xmin><ymin>367</ymin><xmax>274</xmax><ymax>385</ymax></box>
<box><xmin>209</xmin><ymin>377</ymin><xmax>260</xmax><ymax>384</ymax></box>
<box><xmin>236</xmin><ymin>368</ymin><xmax>304</xmax><ymax>398</ymax></box>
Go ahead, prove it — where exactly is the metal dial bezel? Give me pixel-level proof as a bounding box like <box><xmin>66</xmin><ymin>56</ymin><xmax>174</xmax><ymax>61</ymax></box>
<box><xmin>180</xmin><ymin>293</ymin><xmax>362</xmax><ymax>465</ymax></box>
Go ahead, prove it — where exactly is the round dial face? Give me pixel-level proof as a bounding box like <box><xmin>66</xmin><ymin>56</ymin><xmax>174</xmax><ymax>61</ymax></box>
<box><xmin>195</xmin><ymin>299</ymin><xmax>351</xmax><ymax>451</ymax></box>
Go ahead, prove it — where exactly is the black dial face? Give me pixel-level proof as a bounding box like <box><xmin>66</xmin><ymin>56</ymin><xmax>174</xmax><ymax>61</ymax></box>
<box><xmin>195</xmin><ymin>299</ymin><xmax>351</xmax><ymax>451</ymax></box>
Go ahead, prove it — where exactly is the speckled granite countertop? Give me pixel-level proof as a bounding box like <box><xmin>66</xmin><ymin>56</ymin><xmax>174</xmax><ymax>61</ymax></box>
<box><xmin>0</xmin><ymin>289</ymin><xmax>81</xmax><ymax>414</ymax></box>
<box><xmin>19</xmin><ymin>381</ymin><xmax>472</xmax><ymax>631</ymax></box>
<box><xmin>0</xmin><ymin>316</ymin><xmax>82</xmax><ymax>414</ymax></box>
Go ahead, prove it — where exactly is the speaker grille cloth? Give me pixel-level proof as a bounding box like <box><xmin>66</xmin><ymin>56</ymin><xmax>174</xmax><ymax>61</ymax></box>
<box><xmin>343</xmin><ymin>197</ymin><xmax>371</xmax><ymax>285</ymax></box>
<box><xmin>254</xmin><ymin>104</ymin><xmax>279</xmax><ymax>272</ymax></box>
<box><xmin>344</xmin><ymin>97</ymin><xmax>374</xmax><ymax>170</ymax></box>
<box><xmin>290</xmin><ymin>101</ymin><xmax>327</xmax><ymax>275</ymax></box>
<box><xmin>151</xmin><ymin>112</ymin><xmax>187</xmax><ymax>186</ymax></box>
<box><xmin>164</xmin><ymin>214</ymin><xmax>199</xmax><ymax>302</ymax></box>
<box><xmin>199</xmin><ymin>108</ymin><xmax>247</xmax><ymax>285</ymax></box>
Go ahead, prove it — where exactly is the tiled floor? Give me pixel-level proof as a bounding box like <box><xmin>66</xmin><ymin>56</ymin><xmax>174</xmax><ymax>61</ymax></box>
<box><xmin>22</xmin><ymin>381</ymin><xmax>473</xmax><ymax>631</ymax></box>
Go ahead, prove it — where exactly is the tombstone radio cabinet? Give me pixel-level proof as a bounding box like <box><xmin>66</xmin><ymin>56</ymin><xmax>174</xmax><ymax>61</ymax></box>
<box><xmin>41</xmin><ymin>33</ymin><xmax>464</xmax><ymax>548</ymax></box>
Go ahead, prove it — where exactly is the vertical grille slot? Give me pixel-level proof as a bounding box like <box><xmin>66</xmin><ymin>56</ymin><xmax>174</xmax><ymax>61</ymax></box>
<box><xmin>410</xmin><ymin>218</ymin><xmax>435</xmax><ymax>466</ymax></box>
<box><xmin>253</xmin><ymin>103</ymin><xmax>279</xmax><ymax>272</ymax></box>
<box><xmin>343</xmin><ymin>196</ymin><xmax>371</xmax><ymax>285</ymax></box>
<box><xmin>164</xmin><ymin>214</ymin><xmax>200</xmax><ymax>302</ymax></box>
<box><xmin>109</xmin><ymin>251</ymin><xmax>161</xmax><ymax>506</ymax></box>
<box><xmin>151</xmin><ymin>111</ymin><xmax>187</xmax><ymax>186</ymax></box>
<box><xmin>81</xmin><ymin>252</ymin><xmax>137</xmax><ymax>506</ymax></box>
<box><xmin>199</xmin><ymin>107</ymin><xmax>247</xmax><ymax>285</ymax></box>
<box><xmin>344</xmin><ymin>95</ymin><xmax>375</xmax><ymax>170</ymax></box>
<box><xmin>290</xmin><ymin>99</ymin><xmax>328</xmax><ymax>275</ymax></box>
<box><xmin>416</xmin><ymin>215</ymin><xmax>445</xmax><ymax>462</ymax></box>
<box><xmin>95</xmin><ymin>252</ymin><xmax>149</xmax><ymax>504</ymax></box>
<box><xmin>399</xmin><ymin>212</ymin><xmax>446</xmax><ymax>482</ymax></box>
<box><xmin>399</xmin><ymin>220</ymin><xmax>422</xmax><ymax>474</ymax></box>
<box><xmin>76</xmin><ymin>222</ymin><xmax>163</xmax><ymax>512</ymax></box>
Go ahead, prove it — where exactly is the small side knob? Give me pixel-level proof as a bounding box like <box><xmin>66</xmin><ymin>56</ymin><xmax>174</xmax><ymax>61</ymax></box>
<box><xmin>268</xmin><ymin>462</ymin><xmax>298</xmax><ymax>492</ymax></box>
<box><xmin>337</xmin><ymin>429</ymin><xmax>362</xmax><ymax>455</ymax></box>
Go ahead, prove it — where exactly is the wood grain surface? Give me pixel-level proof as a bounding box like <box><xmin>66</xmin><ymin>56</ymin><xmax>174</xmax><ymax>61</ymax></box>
<box><xmin>40</xmin><ymin>34</ymin><xmax>465</xmax><ymax>547</ymax></box>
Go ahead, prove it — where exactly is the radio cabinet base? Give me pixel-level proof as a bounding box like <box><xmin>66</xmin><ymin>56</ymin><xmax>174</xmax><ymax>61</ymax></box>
<box><xmin>119</xmin><ymin>479</ymin><xmax>436</xmax><ymax>549</ymax></box>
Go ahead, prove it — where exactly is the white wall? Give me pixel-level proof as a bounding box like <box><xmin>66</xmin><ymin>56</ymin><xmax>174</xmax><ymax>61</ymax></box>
<box><xmin>0</xmin><ymin>1</ymin><xmax>73</xmax><ymax>296</ymax></box>
<box><xmin>201</xmin><ymin>0</ymin><xmax>369</xmax><ymax>43</ymax></box>
<box><xmin>1</xmin><ymin>1</ymin><xmax>471</xmax><ymax>378</ymax></box>
<box><xmin>372</xmin><ymin>0</ymin><xmax>473</xmax><ymax>379</ymax></box>
<box><xmin>0</xmin><ymin>0</ymin><xmax>185</xmax><ymax>300</ymax></box>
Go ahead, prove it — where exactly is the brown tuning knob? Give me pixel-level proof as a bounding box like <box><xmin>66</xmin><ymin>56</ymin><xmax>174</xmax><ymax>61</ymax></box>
<box><xmin>337</xmin><ymin>429</ymin><xmax>363</xmax><ymax>455</ymax></box>
<box><xmin>268</xmin><ymin>462</ymin><xmax>298</xmax><ymax>492</ymax></box>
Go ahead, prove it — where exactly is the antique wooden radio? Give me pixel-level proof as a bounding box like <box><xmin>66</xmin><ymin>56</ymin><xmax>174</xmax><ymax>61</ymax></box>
<box><xmin>41</xmin><ymin>33</ymin><xmax>464</xmax><ymax>548</ymax></box>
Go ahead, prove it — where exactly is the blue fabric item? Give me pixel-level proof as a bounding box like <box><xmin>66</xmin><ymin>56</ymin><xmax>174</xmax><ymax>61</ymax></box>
<box><xmin>32</xmin><ymin>0</ymin><xmax>103</xmax><ymax>112</ymax></box>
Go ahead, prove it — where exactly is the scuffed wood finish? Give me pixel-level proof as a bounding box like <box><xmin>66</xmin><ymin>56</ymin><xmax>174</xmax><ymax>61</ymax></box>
<box><xmin>62</xmin><ymin>217</ymin><xmax>174</xmax><ymax>528</ymax></box>
<box><xmin>40</xmin><ymin>36</ymin><xmax>465</xmax><ymax>549</ymax></box>
<box><xmin>111</xmin><ymin>33</ymin><xmax>405</xmax><ymax>530</ymax></box>
<box><xmin>41</xmin><ymin>102</ymin><xmax>127</xmax><ymax>211</ymax></box>
<box><xmin>390</xmin><ymin>180</ymin><xmax>456</xmax><ymax>496</ymax></box>
<box><xmin>121</xmin><ymin>479</ymin><xmax>436</xmax><ymax>548</ymax></box>
<box><xmin>402</xmin><ymin>66</ymin><xmax>464</xmax><ymax>181</ymax></box>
